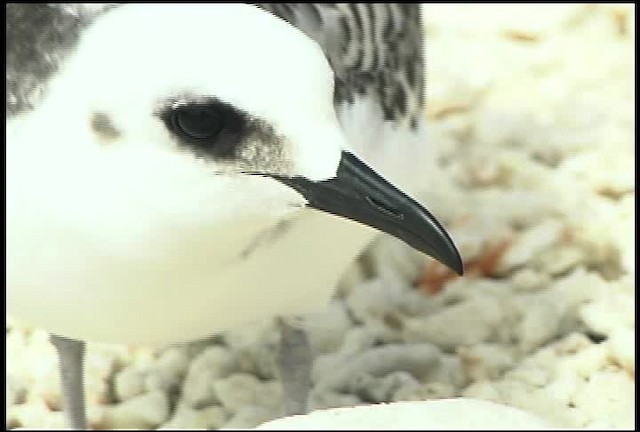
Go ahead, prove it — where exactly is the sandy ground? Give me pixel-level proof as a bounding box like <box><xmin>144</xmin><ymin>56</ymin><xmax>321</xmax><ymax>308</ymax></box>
<box><xmin>6</xmin><ymin>4</ymin><xmax>635</xmax><ymax>430</ymax></box>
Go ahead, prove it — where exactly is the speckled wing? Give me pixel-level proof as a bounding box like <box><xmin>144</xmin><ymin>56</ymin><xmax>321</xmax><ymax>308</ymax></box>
<box><xmin>5</xmin><ymin>4</ymin><xmax>116</xmax><ymax>117</ymax></box>
<box><xmin>257</xmin><ymin>4</ymin><xmax>425</xmax><ymax>129</ymax></box>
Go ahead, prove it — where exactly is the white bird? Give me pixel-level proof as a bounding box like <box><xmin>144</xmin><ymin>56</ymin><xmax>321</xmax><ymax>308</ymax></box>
<box><xmin>6</xmin><ymin>3</ymin><xmax>463</xmax><ymax>429</ymax></box>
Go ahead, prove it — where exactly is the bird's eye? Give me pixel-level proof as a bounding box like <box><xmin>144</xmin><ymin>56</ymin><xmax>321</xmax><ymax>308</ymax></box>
<box><xmin>161</xmin><ymin>98</ymin><xmax>249</xmax><ymax>159</ymax></box>
<box><xmin>171</xmin><ymin>105</ymin><xmax>223</xmax><ymax>140</ymax></box>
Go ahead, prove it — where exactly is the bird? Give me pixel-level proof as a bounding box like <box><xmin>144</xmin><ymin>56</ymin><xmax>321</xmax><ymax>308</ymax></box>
<box><xmin>6</xmin><ymin>3</ymin><xmax>463</xmax><ymax>429</ymax></box>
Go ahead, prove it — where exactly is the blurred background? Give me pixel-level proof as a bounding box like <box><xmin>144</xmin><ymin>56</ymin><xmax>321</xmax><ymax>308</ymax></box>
<box><xmin>6</xmin><ymin>4</ymin><xmax>635</xmax><ymax>429</ymax></box>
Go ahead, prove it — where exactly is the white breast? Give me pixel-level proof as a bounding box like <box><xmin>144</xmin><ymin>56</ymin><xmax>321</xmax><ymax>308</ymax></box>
<box><xmin>6</xmin><ymin>94</ymin><xmax>421</xmax><ymax>347</ymax></box>
<box><xmin>7</xmin><ymin>204</ymin><xmax>373</xmax><ymax>346</ymax></box>
<box><xmin>6</xmin><ymin>111</ymin><xmax>379</xmax><ymax>346</ymax></box>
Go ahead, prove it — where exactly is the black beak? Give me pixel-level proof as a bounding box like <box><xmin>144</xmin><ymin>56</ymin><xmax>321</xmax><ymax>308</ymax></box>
<box><xmin>266</xmin><ymin>151</ymin><xmax>463</xmax><ymax>275</ymax></box>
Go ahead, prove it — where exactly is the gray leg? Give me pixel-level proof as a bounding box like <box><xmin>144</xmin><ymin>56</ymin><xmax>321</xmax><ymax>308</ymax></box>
<box><xmin>50</xmin><ymin>334</ymin><xmax>87</xmax><ymax>430</ymax></box>
<box><xmin>277</xmin><ymin>317</ymin><xmax>312</xmax><ymax>416</ymax></box>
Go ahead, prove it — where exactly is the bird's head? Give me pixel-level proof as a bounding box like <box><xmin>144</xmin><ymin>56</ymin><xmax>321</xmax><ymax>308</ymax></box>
<box><xmin>16</xmin><ymin>4</ymin><xmax>462</xmax><ymax>274</ymax></box>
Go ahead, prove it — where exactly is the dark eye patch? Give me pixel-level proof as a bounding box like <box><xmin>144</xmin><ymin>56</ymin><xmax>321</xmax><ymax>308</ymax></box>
<box><xmin>157</xmin><ymin>96</ymin><xmax>291</xmax><ymax>174</ymax></box>
<box><xmin>172</xmin><ymin>104</ymin><xmax>224</xmax><ymax>140</ymax></box>
<box><xmin>159</xmin><ymin>98</ymin><xmax>249</xmax><ymax>160</ymax></box>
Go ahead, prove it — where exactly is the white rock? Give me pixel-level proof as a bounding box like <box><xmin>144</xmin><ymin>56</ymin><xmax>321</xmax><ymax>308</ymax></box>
<box><xmin>83</xmin><ymin>344</ymin><xmax>131</xmax><ymax>405</ymax></box>
<box><xmin>462</xmin><ymin>381</ymin><xmax>501</xmax><ymax>403</ymax></box>
<box><xmin>460</xmin><ymin>332</ymin><xmax>628</xmax><ymax>428</ymax></box>
<box><xmin>255</xmin><ymin>398</ymin><xmax>555</xmax><ymax>430</ymax></box>
<box><xmin>127</xmin><ymin>346</ymin><xmax>158</xmax><ymax>369</ymax></box>
<box><xmin>224</xmin><ymin>322</ymin><xmax>280</xmax><ymax>380</ymax></box>
<box><xmin>246</xmin><ymin>337</ymin><xmax>281</xmax><ymax>381</ymax></box>
<box><xmin>397</xmin><ymin>289</ymin><xmax>443</xmax><ymax>319</ymax></box>
<box><xmin>608</xmin><ymin>327</ymin><xmax>634</xmax><ymax>373</ymax></box>
<box><xmin>393</xmin><ymin>382</ymin><xmax>456</xmax><ymax>402</ymax></box>
<box><xmin>350</xmin><ymin>371</ymin><xmax>420</xmax><ymax>403</ymax></box>
<box><xmin>561</xmin><ymin>147</ymin><xmax>634</xmax><ymax>197</ymax></box>
<box><xmin>315</xmin><ymin>344</ymin><xmax>443</xmax><ymax>393</ymax></box>
<box><xmin>308</xmin><ymin>391</ymin><xmax>362</xmax><ymax>412</ymax></box>
<box><xmin>428</xmin><ymin>276</ymin><xmax>482</xmax><ymax>306</ymax></box>
<box><xmin>552</xmin><ymin>332</ymin><xmax>592</xmax><ymax>356</ymax></box>
<box><xmin>336</xmin><ymin>326</ymin><xmax>380</xmax><ymax>355</ymax></box>
<box><xmin>158</xmin><ymin>403</ymin><xmax>209</xmax><ymax>429</ymax></box>
<box><xmin>510</xmin><ymin>268</ymin><xmax>550</xmax><ymax>292</ymax></box>
<box><xmin>500</xmin><ymin>385</ymin><xmax>576</xmax><ymax>427</ymax></box>
<box><xmin>312</xmin><ymin>327</ymin><xmax>380</xmax><ymax>383</ymax></box>
<box><xmin>543</xmin><ymin>373</ymin><xmax>581</xmax><ymax>406</ymax></box>
<box><xmin>560</xmin><ymin>342</ymin><xmax>609</xmax><ymax>380</ymax></box>
<box><xmin>303</xmin><ymin>301</ymin><xmax>352</xmax><ymax>355</ymax></box>
<box><xmin>181</xmin><ymin>346</ymin><xmax>237</xmax><ymax>408</ymax></box>
<box><xmin>346</xmin><ymin>277</ymin><xmax>406</xmax><ymax>325</ymax></box>
<box><xmin>469</xmin><ymin>190</ymin><xmax>557</xmax><ymax>234</ymax></box>
<box><xmin>222</xmin><ymin>405</ymin><xmax>278</xmax><ymax>429</ymax></box>
<box><xmin>9</xmin><ymin>399</ymin><xmax>105</xmax><ymax>430</ymax></box>
<box><xmin>103</xmin><ymin>390</ymin><xmax>169</xmax><ymax>429</ymax></box>
<box><xmin>458</xmin><ymin>344</ymin><xmax>516</xmax><ymax>381</ymax></box>
<box><xmin>6</xmin><ymin>329</ymin><xmax>30</xmax><ymax>380</ymax></box>
<box><xmin>535</xmin><ymin>245</ymin><xmax>584</xmax><ymax>276</ymax></box>
<box><xmin>579</xmin><ymin>276</ymin><xmax>634</xmax><ymax>336</ymax></box>
<box><xmin>515</xmin><ymin>294</ymin><xmax>564</xmax><ymax>352</ymax></box>
<box><xmin>572</xmin><ymin>370</ymin><xmax>635</xmax><ymax>429</ymax></box>
<box><xmin>114</xmin><ymin>365</ymin><xmax>146</xmax><ymax>402</ymax></box>
<box><xmin>144</xmin><ymin>347</ymin><xmax>190</xmax><ymax>394</ymax></box>
<box><xmin>6</xmin><ymin>375</ymin><xmax>25</xmax><ymax>406</ymax></box>
<box><xmin>200</xmin><ymin>405</ymin><xmax>230</xmax><ymax>429</ymax></box>
<box><xmin>498</xmin><ymin>219</ymin><xmax>564</xmax><ymax>273</ymax></box>
<box><xmin>367</xmin><ymin>236</ymin><xmax>426</xmax><ymax>283</ymax></box>
<box><xmin>507</xmin><ymin>365</ymin><xmax>551</xmax><ymax>388</ymax></box>
<box><xmin>7</xmin><ymin>330</ymin><xmax>61</xmax><ymax>410</ymax></box>
<box><xmin>86</xmin><ymin>404</ymin><xmax>107</xmax><ymax>429</ymax></box>
<box><xmin>454</xmin><ymin>152</ymin><xmax>512</xmax><ymax>188</ymax></box>
<box><xmin>344</xmin><ymin>275</ymin><xmax>415</xmax><ymax>344</ymax></box>
<box><xmin>337</xmin><ymin>257</ymin><xmax>370</xmax><ymax>297</ymax></box>
<box><xmin>403</xmin><ymin>296</ymin><xmax>504</xmax><ymax>350</ymax></box>
<box><xmin>145</xmin><ymin>368</ymin><xmax>182</xmax><ymax>394</ymax></box>
<box><xmin>26</xmin><ymin>363</ymin><xmax>63</xmax><ymax>411</ymax></box>
<box><xmin>551</xmin><ymin>267</ymin><xmax>607</xmax><ymax>305</ymax></box>
<box><xmin>513</xmin><ymin>267</ymin><xmax>611</xmax><ymax>351</ymax></box>
<box><xmin>213</xmin><ymin>374</ymin><xmax>283</xmax><ymax>413</ymax></box>
<box><xmin>614</xmin><ymin>195</ymin><xmax>635</xmax><ymax>274</ymax></box>
<box><xmin>7</xmin><ymin>400</ymin><xmax>67</xmax><ymax>430</ymax></box>
<box><xmin>156</xmin><ymin>346</ymin><xmax>190</xmax><ymax>377</ymax></box>
<box><xmin>421</xmin><ymin>355</ymin><xmax>466</xmax><ymax>389</ymax></box>
<box><xmin>445</xmin><ymin>222</ymin><xmax>508</xmax><ymax>269</ymax></box>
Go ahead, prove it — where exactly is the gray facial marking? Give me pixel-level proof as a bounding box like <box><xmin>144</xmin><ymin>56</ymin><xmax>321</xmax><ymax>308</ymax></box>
<box><xmin>235</xmin><ymin>119</ymin><xmax>292</xmax><ymax>175</ymax></box>
<box><xmin>157</xmin><ymin>95</ymin><xmax>293</xmax><ymax>176</ymax></box>
<box><xmin>90</xmin><ymin>112</ymin><xmax>121</xmax><ymax>142</ymax></box>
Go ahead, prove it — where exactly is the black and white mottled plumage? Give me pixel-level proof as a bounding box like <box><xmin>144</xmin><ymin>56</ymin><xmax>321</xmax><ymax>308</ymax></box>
<box><xmin>7</xmin><ymin>3</ymin><xmax>424</xmax><ymax>126</ymax></box>
<box><xmin>258</xmin><ymin>4</ymin><xmax>425</xmax><ymax>127</ymax></box>
<box><xmin>6</xmin><ymin>4</ymin><xmax>111</xmax><ymax>116</ymax></box>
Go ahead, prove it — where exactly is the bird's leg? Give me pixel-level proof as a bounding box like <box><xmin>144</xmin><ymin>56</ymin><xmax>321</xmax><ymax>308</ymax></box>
<box><xmin>49</xmin><ymin>334</ymin><xmax>87</xmax><ymax>430</ymax></box>
<box><xmin>276</xmin><ymin>316</ymin><xmax>312</xmax><ymax>417</ymax></box>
